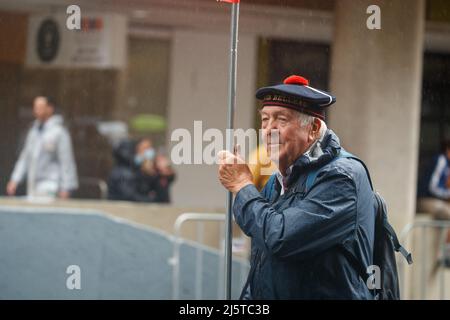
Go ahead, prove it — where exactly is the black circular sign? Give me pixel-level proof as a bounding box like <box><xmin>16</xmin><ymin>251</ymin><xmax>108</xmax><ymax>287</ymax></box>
<box><xmin>36</xmin><ymin>19</ymin><xmax>60</xmax><ymax>63</ymax></box>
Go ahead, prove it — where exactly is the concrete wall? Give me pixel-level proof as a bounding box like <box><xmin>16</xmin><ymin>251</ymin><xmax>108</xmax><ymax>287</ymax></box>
<box><xmin>165</xmin><ymin>4</ymin><xmax>334</xmax><ymax>208</ymax></box>
<box><xmin>329</xmin><ymin>0</ymin><xmax>426</xmax><ymax>232</ymax></box>
<box><xmin>167</xmin><ymin>30</ymin><xmax>257</xmax><ymax>207</ymax></box>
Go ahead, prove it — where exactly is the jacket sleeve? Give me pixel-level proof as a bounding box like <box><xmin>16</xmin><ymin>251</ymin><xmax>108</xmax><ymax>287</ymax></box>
<box><xmin>429</xmin><ymin>155</ymin><xmax>450</xmax><ymax>199</ymax></box>
<box><xmin>116</xmin><ymin>177</ymin><xmax>156</xmax><ymax>202</ymax></box>
<box><xmin>233</xmin><ymin>170</ymin><xmax>358</xmax><ymax>261</ymax></box>
<box><xmin>10</xmin><ymin>131</ymin><xmax>32</xmax><ymax>183</ymax></box>
<box><xmin>57</xmin><ymin>129</ymin><xmax>79</xmax><ymax>191</ymax></box>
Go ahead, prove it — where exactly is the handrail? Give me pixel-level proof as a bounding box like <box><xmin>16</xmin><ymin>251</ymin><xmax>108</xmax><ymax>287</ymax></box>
<box><xmin>399</xmin><ymin>219</ymin><xmax>450</xmax><ymax>300</ymax></box>
<box><xmin>170</xmin><ymin>213</ymin><xmax>226</xmax><ymax>300</ymax></box>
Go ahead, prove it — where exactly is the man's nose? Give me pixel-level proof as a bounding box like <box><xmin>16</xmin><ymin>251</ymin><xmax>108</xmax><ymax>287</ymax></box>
<box><xmin>266</xmin><ymin>118</ymin><xmax>278</xmax><ymax>131</ymax></box>
<box><xmin>268</xmin><ymin>129</ymin><xmax>280</xmax><ymax>144</ymax></box>
<box><xmin>264</xmin><ymin>126</ymin><xmax>280</xmax><ymax>143</ymax></box>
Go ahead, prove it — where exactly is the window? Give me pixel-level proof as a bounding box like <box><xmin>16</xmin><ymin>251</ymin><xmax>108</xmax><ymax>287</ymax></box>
<box><xmin>255</xmin><ymin>38</ymin><xmax>331</xmax><ymax>128</ymax></box>
<box><xmin>418</xmin><ymin>52</ymin><xmax>450</xmax><ymax>179</ymax></box>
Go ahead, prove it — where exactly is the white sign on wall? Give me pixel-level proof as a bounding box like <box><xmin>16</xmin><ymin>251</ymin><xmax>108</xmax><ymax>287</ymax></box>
<box><xmin>26</xmin><ymin>13</ymin><xmax>127</xmax><ymax>69</ymax></box>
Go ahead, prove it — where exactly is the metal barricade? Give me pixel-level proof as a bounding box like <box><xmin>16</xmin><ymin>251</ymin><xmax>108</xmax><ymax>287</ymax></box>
<box><xmin>168</xmin><ymin>213</ymin><xmax>248</xmax><ymax>300</ymax></box>
<box><xmin>399</xmin><ymin>219</ymin><xmax>450</xmax><ymax>300</ymax></box>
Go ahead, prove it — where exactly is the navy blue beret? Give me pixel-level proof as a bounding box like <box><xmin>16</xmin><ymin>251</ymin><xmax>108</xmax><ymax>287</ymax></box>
<box><xmin>256</xmin><ymin>75</ymin><xmax>336</xmax><ymax>120</ymax></box>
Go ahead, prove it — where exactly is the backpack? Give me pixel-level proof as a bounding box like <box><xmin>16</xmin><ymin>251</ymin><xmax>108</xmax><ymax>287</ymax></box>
<box><xmin>263</xmin><ymin>150</ymin><xmax>413</xmax><ymax>300</ymax></box>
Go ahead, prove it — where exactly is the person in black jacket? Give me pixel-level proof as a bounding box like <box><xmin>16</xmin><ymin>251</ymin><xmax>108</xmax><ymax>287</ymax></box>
<box><xmin>135</xmin><ymin>138</ymin><xmax>176</xmax><ymax>203</ymax></box>
<box><xmin>218</xmin><ymin>75</ymin><xmax>375</xmax><ymax>299</ymax></box>
<box><xmin>107</xmin><ymin>139</ymin><xmax>155</xmax><ymax>202</ymax></box>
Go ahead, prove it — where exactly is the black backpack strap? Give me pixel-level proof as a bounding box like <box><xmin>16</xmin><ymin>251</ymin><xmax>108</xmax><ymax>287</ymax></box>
<box><xmin>262</xmin><ymin>174</ymin><xmax>277</xmax><ymax>201</ymax></box>
<box><xmin>305</xmin><ymin>149</ymin><xmax>373</xmax><ymax>193</ymax></box>
<box><xmin>373</xmin><ymin>193</ymin><xmax>413</xmax><ymax>265</ymax></box>
<box><xmin>239</xmin><ymin>249</ymin><xmax>260</xmax><ymax>300</ymax></box>
<box><xmin>383</xmin><ymin>219</ymin><xmax>413</xmax><ymax>265</ymax></box>
<box><xmin>339</xmin><ymin>153</ymin><xmax>413</xmax><ymax>265</ymax></box>
<box><xmin>338</xmin><ymin>150</ymin><xmax>374</xmax><ymax>190</ymax></box>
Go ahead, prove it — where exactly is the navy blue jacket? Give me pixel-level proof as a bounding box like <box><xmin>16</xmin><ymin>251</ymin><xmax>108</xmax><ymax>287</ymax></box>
<box><xmin>233</xmin><ymin>130</ymin><xmax>375</xmax><ymax>299</ymax></box>
<box><xmin>417</xmin><ymin>154</ymin><xmax>450</xmax><ymax>200</ymax></box>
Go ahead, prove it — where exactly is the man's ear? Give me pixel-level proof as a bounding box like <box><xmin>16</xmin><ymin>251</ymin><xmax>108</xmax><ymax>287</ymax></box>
<box><xmin>309</xmin><ymin>118</ymin><xmax>321</xmax><ymax>141</ymax></box>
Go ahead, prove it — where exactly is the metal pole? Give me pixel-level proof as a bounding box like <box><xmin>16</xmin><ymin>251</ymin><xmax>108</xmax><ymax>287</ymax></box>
<box><xmin>439</xmin><ymin>226</ymin><xmax>446</xmax><ymax>299</ymax></box>
<box><xmin>420</xmin><ymin>226</ymin><xmax>427</xmax><ymax>299</ymax></box>
<box><xmin>195</xmin><ymin>222</ymin><xmax>205</xmax><ymax>300</ymax></box>
<box><xmin>224</xmin><ymin>1</ymin><xmax>240</xmax><ymax>300</ymax></box>
<box><xmin>217</xmin><ymin>222</ymin><xmax>225</xmax><ymax>299</ymax></box>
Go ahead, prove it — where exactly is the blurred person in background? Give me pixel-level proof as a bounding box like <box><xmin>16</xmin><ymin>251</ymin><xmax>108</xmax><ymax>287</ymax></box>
<box><xmin>152</xmin><ymin>153</ymin><xmax>176</xmax><ymax>203</ymax></box>
<box><xmin>418</xmin><ymin>139</ymin><xmax>450</xmax><ymax>219</ymax></box>
<box><xmin>108</xmin><ymin>138</ymin><xmax>175</xmax><ymax>203</ymax></box>
<box><xmin>417</xmin><ymin>139</ymin><xmax>450</xmax><ymax>266</ymax></box>
<box><xmin>6</xmin><ymin>96</ymin><xmax>78</xmax><ymax>199</ymax></box>
<box><xmin>248</xmin><ymin>144</ymin><xmax>278</xmax><ymax>191</ymax></box>
<box><xmin>107</xmin><ymin>139</ymin><xmax>151</xmax><ymax>202</ymax></box>
<box><xmin>135</xmin><ymin>138</ymin><xmax>176</xmax><ymax>203</ymax></box>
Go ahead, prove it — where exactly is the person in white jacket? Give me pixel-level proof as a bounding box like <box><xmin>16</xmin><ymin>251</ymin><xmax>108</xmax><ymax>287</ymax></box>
<box><xmin>6</xmin><ymin>96</ymin><xmax>78</xmax><ymax>199</ymax></box>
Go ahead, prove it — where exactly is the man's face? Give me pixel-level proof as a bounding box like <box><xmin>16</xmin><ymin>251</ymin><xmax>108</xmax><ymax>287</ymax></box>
<box><xmin>260</xmin><ymin>106</ymin><xmax>312</xmax><ymax>171</ymax></box>
<box><xmin>33</xmin><ymin>97</ymin><xmax>53</xmax><ymax>122</ymax></box>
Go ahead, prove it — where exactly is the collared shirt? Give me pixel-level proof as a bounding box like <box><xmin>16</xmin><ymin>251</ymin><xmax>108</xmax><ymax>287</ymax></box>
<box><xmin>276</xmin><ymin>165</ymin><xmax>293</xmax><ymax>196</ymax></box>
<box><xmin>275</xmin><ymin>124</ymin><xmax>328</xmax><ymax>195</ymax></box>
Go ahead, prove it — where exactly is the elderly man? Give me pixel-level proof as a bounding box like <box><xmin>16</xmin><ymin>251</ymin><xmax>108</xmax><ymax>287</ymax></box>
<box><xmin>218</xmin><ymin>75</ymin><xmax>375</xmax><ymax>299</ymax></box>
<box><xmin>6</xmin><ymin>96</ymin><xmax>78</xmax><ymax>199</ymax></box>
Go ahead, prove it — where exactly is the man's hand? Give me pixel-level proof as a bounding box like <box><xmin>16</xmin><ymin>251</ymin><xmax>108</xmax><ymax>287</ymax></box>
<box><xmin>218</xmin><ymin>150</ymin><xmax>254</xmax><ymax>195</ymax></box>
<box><xmin>6</xmin><ymin>181</ymin><xmax>17</xmax><ymax>196</ymax></box>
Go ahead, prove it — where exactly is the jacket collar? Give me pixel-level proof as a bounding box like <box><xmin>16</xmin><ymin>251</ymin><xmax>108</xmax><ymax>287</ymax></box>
<box><xmin>286</xmin><ymin>129</ymin><xmax>341</xmax><ymax>187</ymax></box>
<box><xmin>33</xmin><ymin>115</ymin><xmax>63</xmax><ymax>131</ymax></box>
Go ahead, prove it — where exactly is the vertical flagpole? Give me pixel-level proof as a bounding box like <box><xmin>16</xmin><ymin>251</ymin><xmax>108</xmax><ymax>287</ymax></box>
<box><xmin>223</xmin><ymin>0</ymin><xmax>240</xmax><ymax>300</ymax></box>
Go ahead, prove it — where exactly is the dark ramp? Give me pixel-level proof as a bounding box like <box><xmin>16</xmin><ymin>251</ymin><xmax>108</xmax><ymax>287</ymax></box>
<box><xmin>0</xmin><ymin>206</ymin><xmax>248</xmax><ymax>299</ymax></box>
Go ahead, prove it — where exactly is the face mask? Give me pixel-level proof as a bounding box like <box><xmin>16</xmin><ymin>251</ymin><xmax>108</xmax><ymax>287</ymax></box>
<box><xmin>134</xmin><ymin>148</ymin><xmax>156</xmax><ymax>165</ymax></box>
